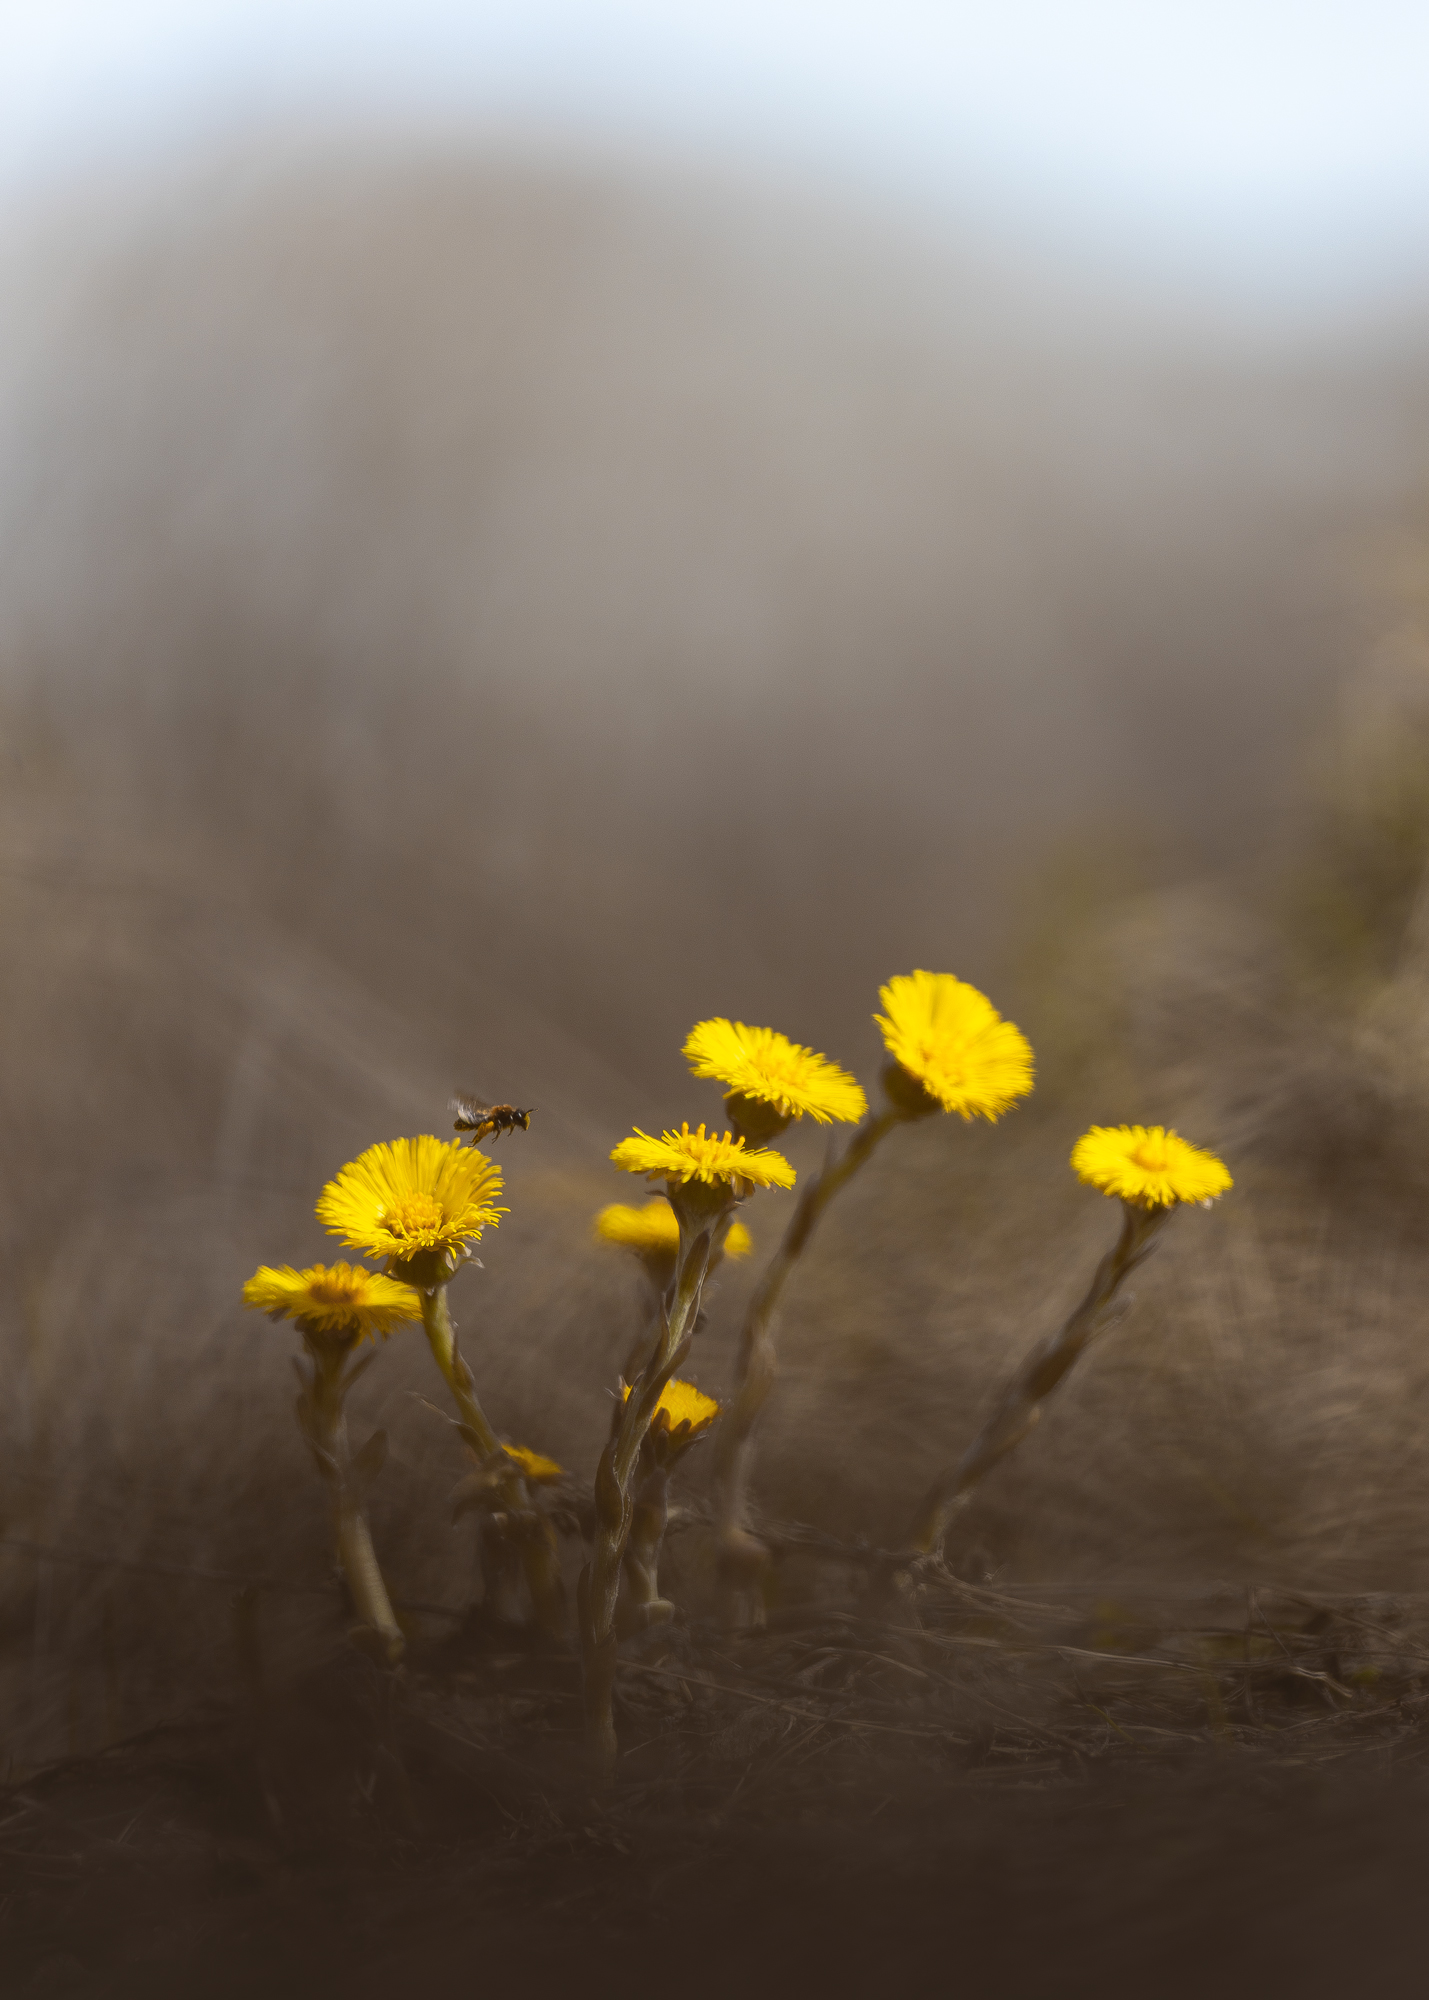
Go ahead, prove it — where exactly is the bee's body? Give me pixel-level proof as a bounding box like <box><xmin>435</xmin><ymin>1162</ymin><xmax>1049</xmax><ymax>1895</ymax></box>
<box><xmin>451</xmin><ymin>1093</ymin><xmax>533</xmax><ymax>1145</ymax></box>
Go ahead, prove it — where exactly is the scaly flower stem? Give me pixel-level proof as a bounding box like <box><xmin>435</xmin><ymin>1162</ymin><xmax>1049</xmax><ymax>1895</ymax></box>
<box><xmin>299</xmin><ymin>1332</ymin><xmax>404</xmax><ymax>1666</ymax></box>
<box><xmin>580</xmin><ymin>1194</ymin><xmax>723</xmax><ymax>1777</ymax></box>
<box><xmin>420</xmin><ymin>1284</ymin><xmax>500</xmax><ymax>1456</ymax></box>
<box><xmin>713</xmin><ymin>1108</ymin><xmax>900</xmax><ymax>1623</ymax></box>
<box><xmin>907</xmin><ymin>1200</ymin><xmax>1166</xmax><ymax>1556</ymax></box>
<box><xmin>421</xmin><ymin>1285</ymin><xmax>565</xmax><ymax>1634</ymax></box>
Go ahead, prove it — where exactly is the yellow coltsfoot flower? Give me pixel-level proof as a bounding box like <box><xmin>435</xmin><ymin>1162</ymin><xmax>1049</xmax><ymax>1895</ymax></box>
<box><xmin>503</xmin><ymin>1443</ymin><xmax>564</xmax><ymax>1482</ymax></box>
<box><xmin>623</xmin><ymin>1375</ymin><xmax>721</xmax><ymax>1439</ymax></box>
<box><xmin>595</xmin><ymin>1199</ymin><xmax>751</xmax><ymax>1259</ymax></box>
<box><xmin>876</xmin><ymin>970</ymin><xmax>1034</xmax><ymax>1121</ymax></box>
<box><xmin>316</xmin><ymin>1135</ymin><xmax>506</xmax><ymax>1268</ymax></box>
<box><xmin>684</xmin><ymin>1019</ymin><xmax>867</xmax><ymax>1128</ymax></box>
<box><xmin>1072</xmin><ymin>1125</ymin><xmax>1232</xmax><ymax>1209</ymax></box>
<box><xmin>242</xmin><ymin>1261</ymin><xmax>422</xmax><ymax>1340</ymax></box>
<box><xmin>610</xmin><ymin>1123</ymin><xmax>795</xmax><ymax>1190</ymax></box>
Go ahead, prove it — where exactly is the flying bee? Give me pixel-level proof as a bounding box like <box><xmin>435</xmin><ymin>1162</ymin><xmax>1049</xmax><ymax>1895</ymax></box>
<box><xmin>451</xmin><ymin>1093</ymin><xmax>533</xmax><ymax>1146</ymax></box>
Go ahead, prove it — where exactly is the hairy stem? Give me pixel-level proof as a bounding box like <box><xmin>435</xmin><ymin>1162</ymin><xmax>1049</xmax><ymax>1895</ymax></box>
<box><xmin>301</xmin><ymin>1334</ymin><xmax>404</xmax><ymax>1666</ymax></box>
<box><xmin>420</xmin><ymin>1285</ymin><xmax>500</xmax><ymax>1456</ymax></box>
<box><xmin>421</xmin><ymin>1286</ymin><xmax>564</xmax><ymax>1632</ymax></box>
<box><xmin>712</xmin><ymin>1109</ymin><xmax>899</xmax><ymax>1619</ymax></box>
<box><xmin>580</xmin><ymin>1194</ymin><xmax>722</xmax><ymax>1776</ymax></box>
<box><xmin>907</xmin><ymin>1200</ymin><xmax>1166</xmax><ymax>1556</ymax></box>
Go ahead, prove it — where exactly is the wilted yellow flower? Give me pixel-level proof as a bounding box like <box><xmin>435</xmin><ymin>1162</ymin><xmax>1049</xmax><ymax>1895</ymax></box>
<box><xmin>622</xmin><ymin>1376</ymin><xmax>721</xmax><ymax>1435</ymax></box>
<box><xmin>875</xmin><ymin>970</ymin><xmax>1034</xmax><ymax>1120</ymax></box>
<box><xmin>610</xmin><ymin>1123</ymin><xmax>795</xmax><ymax>1190</ymax></box>
<box><xmin>595</xmin><ymin>1200</ymin><xmax>752</xmax><ymax>1259</ymax></box>
<box><xmin>316</xmin><ymin>1135</ymin><xmax>506</xmax><ymax>1261</ymax></box>
<box><xmin>503</xmin><ymin>1443</ymin><xmax>564</xmax><ymax>1482</ymax></box>
<box><xmin>683</xmin><ymin>1019</ymin><xmax>867</xmax><ymax>1125</ymax></box>
<box><xmin>1072</xmin><ymin>1125</ymin><xmax>1232</xmax><ymax>1209</ymax></box>
<box><xmin>242</xmin><ymin>1261</ymin><xmax>422</xmax><ymax>1340</ymax></box>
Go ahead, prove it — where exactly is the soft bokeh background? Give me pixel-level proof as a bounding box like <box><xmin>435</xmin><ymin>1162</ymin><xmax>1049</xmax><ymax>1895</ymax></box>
<box><xmin>6</xmin><ymin>0</ymin><xmax>1429</xmax><ymax>1768</ymax></box>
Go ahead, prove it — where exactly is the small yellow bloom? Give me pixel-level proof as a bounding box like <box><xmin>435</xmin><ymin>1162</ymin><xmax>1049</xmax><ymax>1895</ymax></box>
<box><xmin>316</xmin><ymin>1135</ymin><xmax>506</xmax><ymax>1261</ymax></box>
<box><xmin>594</xmin><ymin>1200</ymin><xmax>752</xmax><ymax>1259</ymax></box>
<box><xmin>1071</xmin><ymin>1125</ymin><xmax>1232</xmax><ymax>1208</ymax></box>
<box><xmin>241</xmin><ymin>1261</ymin><xmax>422</xmax><ymax>1340</ymax></box>
<box><xmin>609</xmin><ymin>1123</ymin><xmax>795</xmax><ymax>1190</ymax></box>
<box><xmin>622</xmin><ymin>1376</ymin><xmax>721</xmax><ymax>1436</ymax></box>
<box><xmin>876</xmin><ymin>970</ymin><xmax>1034</xmax><ymax>1120</ymax></box>
<box><xmin>683</xmin><ymin>1019</ymin><xmax>867</xmax><ymax>1125</ymax></box>
<box><xmin>503</xmin><ymin>1443</ymin><xmax>564</xmax><ymax>1482</ymax></box>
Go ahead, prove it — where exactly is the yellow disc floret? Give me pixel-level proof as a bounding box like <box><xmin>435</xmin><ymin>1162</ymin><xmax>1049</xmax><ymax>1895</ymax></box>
<box><xmin>594</xmin><ymin>1200</ymin><xmax>751</xmax><ymax>1259</ymax></box>
<box><xmin>875</xmin><ymin>970</ymin><xmax>1034</xmax><ymax>1120</ymax></box>
<box><xmin>241</xmin><ymin>1261</ymin><xmax>423</xmax><ymax>1341</ymax></box>
<box><xmin>683</xmin><ymin>1019</ymin><xmax>867</xmax><ymax>1125</ymax></box>
<box><xmin>1071</xmin><ymin>1124</ymin><xmax>1232</xmax><ymax>1209</ymax></box>
<box><xmin>316</xmin><ymin>1135</ymin><xmax>506</xmax><ymax>1261</ymax></box>
<box><xmin>503</xmin><ymin>1443</ymin><xmax>564</xmax><ymax>1482</ymax></box>
<box><xmin>622</xmin><ymin>1376</ymin><xmax>721</xmax><ymax>1435</ymax></box>
<box><xmin>609</xmin><ymin>1123</ymin><xmax>795</xmax><ymax>1190</ymax></box>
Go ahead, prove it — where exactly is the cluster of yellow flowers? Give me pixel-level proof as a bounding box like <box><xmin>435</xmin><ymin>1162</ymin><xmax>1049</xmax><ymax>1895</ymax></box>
<box><xmin>238</xmin><ymin>962</ymin><xmax>1233</xmax><ymax>1751</ymax></box>
<box><xmin>245</xmin><ymin>972</ymin><xmax>1229</xmax><ymax>1351</ymax></box>
<box><xmin>597</xmin><ymin>973</ymin><xmax>1227</xmax><ymax>1212</ymax></box>
<box><xmin>243</xmin><ymin>1133</ymin><xmax>508</xmax><ymax>1343</ymax></box>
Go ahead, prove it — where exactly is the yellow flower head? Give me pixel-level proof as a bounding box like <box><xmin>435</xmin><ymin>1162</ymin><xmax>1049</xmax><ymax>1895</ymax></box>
<box><xmin>609</xmin><ymin>1123</ymin><xmax>795</xmax><ymax>1190</ymax></box>
<box><xmin>316</xmin><ymin>1135</ymin><xmax>506</xmax><ymax>1262</ymax></box>
<box><xmin>622</xmin><ymin>1375</ymin><xmax>721</xmax><ymax>1436</ymax></box>
<box><xmin>594</xmin><ymin>1200</ymin><xmax>752</xmax><ymax>1260</ymax></box>
<box><xmin>1072</xmin><ymin>1125</ymin><xmax>1232</xmax><ymax>1209</ymax></box>
<box><xmin>241</xmin><ymin>1261</ymin><xmax>422</xmax><ymax>1341</ymax></box>
<box><xmin>875</xmin><ymin>971</ymin><xmax>1034</xmax><ymax>1120</ymax></box>
<box><xmin>503</xmin><ymin>1443</ymin><xmax>564</xmax><ymax>1483</ymax></box>
<box><xmin>683</xmin><ymin>1019</ymin><xmax>867</xmax><ymax>1125</ymax></box>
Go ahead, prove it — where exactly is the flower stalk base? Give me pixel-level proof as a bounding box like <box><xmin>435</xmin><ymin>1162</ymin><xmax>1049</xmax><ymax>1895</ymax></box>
<box><xmin>907</xmin><ymin>1200</ymin><xmax>1167</xmax><ymax>1555</ymax></box>
<box><xmin>294</xmin><ymin>1327</ymin><xmax>405</xmax><ymax>1667</ymax></box>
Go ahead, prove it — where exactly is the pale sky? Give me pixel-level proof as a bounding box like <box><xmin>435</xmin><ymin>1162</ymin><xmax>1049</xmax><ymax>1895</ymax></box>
<box><xmin>4</xmin><ymin>0</ymin><xmax>1429</xmax><ymax>313</ymax></box>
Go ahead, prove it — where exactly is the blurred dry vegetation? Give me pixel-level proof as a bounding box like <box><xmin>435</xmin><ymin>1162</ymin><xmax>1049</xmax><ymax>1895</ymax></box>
<box><xmin>4</xmin><ymin>141</ymin><xmax>1429</xmax><ymax>1780</ymax></box>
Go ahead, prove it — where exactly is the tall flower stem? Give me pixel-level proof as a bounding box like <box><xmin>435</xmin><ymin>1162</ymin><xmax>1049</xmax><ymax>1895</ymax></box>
<box><xmin>580</xmin><ymin>1188</ymin><xmax>726</xmax><ymax>1777</ymax></box>
<box><xmin>421</xmin><ymin>1285</ymin><xmax>566</xmax><ymax>1635</ymax></box>
<box><xmin>712</xmin><ymin>1108</ymin><xmax>900</xmax><ymax>1624</ymax></box>
<box><xmin>420</xmin><ymin>1284</ymin><xmax>501</xmax><ymax>1455</ymax></box>
<box><xmin>296</xmin><ymin>1329</ymin><xmax>405</xmax><ymax>1666</ymax></box>
<box><xmin>907</xmin><ymin>1200</ymin><xmax>1166</xmax><ymax>1557</ymax></box>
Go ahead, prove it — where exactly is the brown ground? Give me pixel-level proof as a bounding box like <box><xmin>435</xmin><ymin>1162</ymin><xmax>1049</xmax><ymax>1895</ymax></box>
<box><xmin>5</xmin><ymin>1573</ymin><xmax>1429</xmax><ymax>1998</ymax></box>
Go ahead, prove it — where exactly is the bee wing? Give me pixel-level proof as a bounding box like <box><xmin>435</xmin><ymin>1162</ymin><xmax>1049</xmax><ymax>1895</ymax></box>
<box><xmin>450</xmin><ymin>1092</ymin><xmax>493</xmax><ymax>1131</ymax></box>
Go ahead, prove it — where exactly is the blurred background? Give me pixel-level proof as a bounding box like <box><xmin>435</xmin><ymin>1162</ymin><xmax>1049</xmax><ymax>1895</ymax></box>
<box><xmin>7</xmin><ymin>0</ymin><xmax>1429</xmax><ymax>1769</ymax></box>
